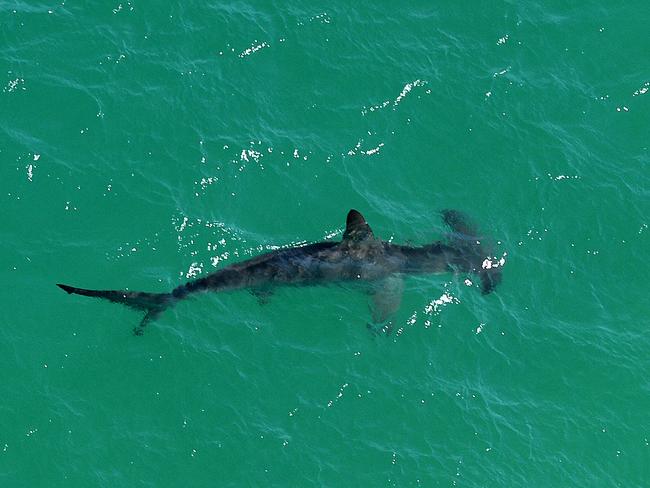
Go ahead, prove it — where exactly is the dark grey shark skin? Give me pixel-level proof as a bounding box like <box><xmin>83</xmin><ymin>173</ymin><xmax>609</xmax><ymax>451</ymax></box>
<box><xmin>57</xmin><ymin>209</ymin><xmax>502</xmax><ymax>334</ymax></box>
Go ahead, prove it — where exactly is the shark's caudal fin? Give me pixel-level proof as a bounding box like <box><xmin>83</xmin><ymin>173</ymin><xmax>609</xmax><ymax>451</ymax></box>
<box><xmin>441</xmin><ymin>210</ymin><xmax>503</xmax><ymax>294</ymax></box>
<box><xmin>56</xmin><ymin>284</ymin><xmax>173</xmax><ymax>333</ymax></box>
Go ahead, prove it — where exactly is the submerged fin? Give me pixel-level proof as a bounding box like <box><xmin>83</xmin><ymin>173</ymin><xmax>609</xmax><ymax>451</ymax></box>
<box><xmin>250</xmin><ymin>287</ymin><xmax>274</xmax><ymax>305</ymax></box>
<box><xmin>441</xmin><ymin>209</ymin><xmax>480</xmax><ymax>242</ymax></box>
<box><xmin>56</xmin><ymin>283</ymin><xmax>173</xmax><ymax>333</ymax></box>
<box><xmin>134</xmin><ymin>307</ymin><xmax>166</xmax><ymax>335</ymax></box>
<box><xmin>440</xmin><ymin>210</ymin><xmax>502</xmax><ymax>294</ymax></box>
<box><xmin>367</xmin><ymin>275</ymin><xmax>404</xmax><ymax>335</ymax></box>
<box><xmin>343</xmin><ymin>209</ymin><xmax>374</xmax><ymax>243</ymax></box>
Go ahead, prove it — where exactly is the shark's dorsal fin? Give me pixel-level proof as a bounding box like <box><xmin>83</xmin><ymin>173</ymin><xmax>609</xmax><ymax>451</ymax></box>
<box><xmin>343</xmin><ymin>209</ymin><xmax>374</xmax><ymax>243</ymax></box>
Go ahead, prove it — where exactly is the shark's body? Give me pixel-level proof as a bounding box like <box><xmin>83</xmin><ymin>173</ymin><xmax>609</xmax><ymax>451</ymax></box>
<box><xmin>57</xmin><ymin>209</ymin><xmax>502</xmax><ymax>334</ymax></box>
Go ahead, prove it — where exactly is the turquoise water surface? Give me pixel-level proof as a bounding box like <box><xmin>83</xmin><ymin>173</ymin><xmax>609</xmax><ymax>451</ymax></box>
<box><xmin>1</xmin><ymin>1</ymin><xmax>649</xmax><ymax>486</ymax></box>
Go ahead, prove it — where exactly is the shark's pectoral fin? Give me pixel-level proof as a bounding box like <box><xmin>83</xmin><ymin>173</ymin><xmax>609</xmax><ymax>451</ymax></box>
<box><xmin>367</xmin><ymin>275</ymin><xmax>404</xmax><ymax>334</ymax></box>
<box><xmin>251</xmin><ymin>287</ymin><xmax>274</xmax><ymax>305</ymax></box>
<box><xmin>441</xmin><ymin>209</ymin><xmax>479</xmax><ymax>238</ymax></box>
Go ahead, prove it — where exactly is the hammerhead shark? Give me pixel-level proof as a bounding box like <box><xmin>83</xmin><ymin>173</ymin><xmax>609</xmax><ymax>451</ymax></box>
<box><xmin>57</xmin><ymin>209</ymin><xmax>502</xmax><ymax>334</ymax></box>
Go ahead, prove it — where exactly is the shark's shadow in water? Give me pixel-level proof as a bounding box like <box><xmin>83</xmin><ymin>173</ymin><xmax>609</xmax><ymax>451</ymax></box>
<box><xmin>57</xmin><ymin>209</ymin><xmax>503</xmax><ymax>335</ymax></box>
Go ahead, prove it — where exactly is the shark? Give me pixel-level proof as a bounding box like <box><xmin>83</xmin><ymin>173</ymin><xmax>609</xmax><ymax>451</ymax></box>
<box><xmin>57</xmin><ymin>209</ymin><xmax>502</xmax><ymax>334</ymax></box>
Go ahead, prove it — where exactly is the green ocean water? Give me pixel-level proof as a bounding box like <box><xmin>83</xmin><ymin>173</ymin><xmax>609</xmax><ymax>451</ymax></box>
<box><xmin>2</xmin><ymin>1</ymin><xmax>649</xmax><ymax>486</ymax></box>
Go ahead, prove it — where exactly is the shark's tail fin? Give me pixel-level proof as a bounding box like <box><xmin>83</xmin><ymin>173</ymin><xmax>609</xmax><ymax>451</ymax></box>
<box><xmin>56</xmin><ymin>284</ymin><xmax>173</xmax><ymax>334</ymax></box>
<box><xmin>441</xmin><ymin>210</ymin><xmax>503</xmax><ymax>294</ymax></box>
